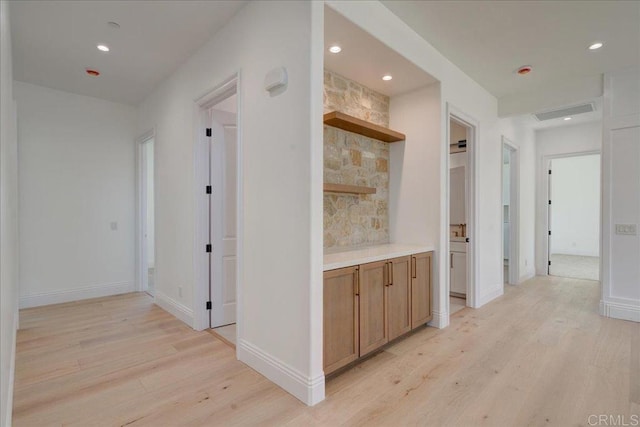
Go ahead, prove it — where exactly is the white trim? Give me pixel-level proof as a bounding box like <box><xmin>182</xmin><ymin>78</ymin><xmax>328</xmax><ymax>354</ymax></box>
<box><xmin>5</xmin><ymin>310</ymin><xmax>17</xmax><ymax>427</ymax></box>
<box><xmin>155</xmin><ymin>291</ymin><xmax>195</xmax><ymax>327</ymax></box>
<box><xmin>446</xmin><ymin>104</ymin><xmax>480</xmax><ymax>312</ymax></box>
<box><xmin>477</xmin><ymin>286</ymin><xmax>505</xmax><ymax>307</ymax></box>
<box><xmin>193</xmin><ymin>74</ymin><xmax>242</xmax><ymax>332</ymax></box>
<box><xmin>136</xmin><ymin>129</ymin><xmax>155</xmax><ymax>294</ymax></box>
<box><xmin>519</xmin><ymin>271</ymin><xmax>536</xmax><ymax>283</ymax></box>
<box><xmin>428</xmin><ymin>310</ymin><xmax>449</xmax><ymax>329</ymax></box>
<box><xmin>19</xmin><ymin>281</ymin><xmax>134</xmax><ymax>308</ymax></box>
<box><xmin>600</xmin><ymin>299</ymin><xmax>640</xmax><ymax>323</ymax></box>
<box><xmin>237</xmin><ymin>339</ymin><xmax>325</xmax><ymax>406</ymax></box>
<box><xmin>542</xmin><ymin>150</ymin><xmax>601</xmax><ymax>278</ymax></box>
<box><xmin>501</xmin><ymin>137</ymin><xmax>520</xmax><ymax>285</ymax></box>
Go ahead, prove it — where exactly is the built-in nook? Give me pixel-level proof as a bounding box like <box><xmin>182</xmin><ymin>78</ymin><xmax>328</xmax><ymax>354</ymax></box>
<box><xmin>322</xmin><ymin>5</ymin><xmax>442</xmax><ymax>377</ymax></box>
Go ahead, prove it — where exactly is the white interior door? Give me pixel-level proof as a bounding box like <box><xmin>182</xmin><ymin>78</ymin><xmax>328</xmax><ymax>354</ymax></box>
<box><xmin>210</xmin><ymin>113</ymin><xmax>237</xmax><ymax>328</ymax></box>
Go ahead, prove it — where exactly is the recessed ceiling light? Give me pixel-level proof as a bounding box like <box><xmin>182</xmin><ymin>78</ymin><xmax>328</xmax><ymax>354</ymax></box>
<box><xmin>86</xmin><ymin>68</ymin><xmax>100</xmax><ymax>77</ymax></box>
<box><xmin>564</xmin><ymin>117</ymin><xmax>572</xmax><ymax>121</ymax></box>
<box><xmin>517</xmin><ymin>65</ymin><xmax>532</xmax><ymax>75</ymax></box>
<box><xmin>329</xmin><ymin>45</ymin><xmax>342</xmax><ymax>54</ymax></box>
<box><xmin>97</xmin><ymin>44</ymin><xmax>110</xmax><ymax>52</ymax></box>
<box><xmin>382</xmin><ymin>75</ymin><xmax>393</xmax><ymax>81</ymax></box>
<box><xmin>107</xmin><ymin>21</ymin><xmax>120</xmax><ymax>29</ymax></box>
<box><xmin>588</xmin><ymin>42</ymin><xmax>603</xmax><ymax>50</ymax></box>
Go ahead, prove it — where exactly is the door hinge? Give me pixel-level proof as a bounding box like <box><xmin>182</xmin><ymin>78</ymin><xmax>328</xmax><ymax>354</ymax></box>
<box><xmin>206</xmin><ymin>185</ymin><xmax>212</xmax><ymax>194</ymax></box>
<box><xmin>548</xmin><ymin>169</ymin><xmax>552</xmax><ymax>175</ymax></box>
<box><xmin>548</xmin><ymin>230</ymin><xmax>551</xmax><ymax>236</ymax></box>
<box><xmin>206</xmin><ymin>244</ymin><xmax>212</xmax><ymax>253</ymax></box>
<box><xmin>548</xmin><ymin>260</ymin><xmax>552</xmax><ymax>266</ymax></box>
<box><xmin>548</xmin><ymin>200</ymin><xmax>552</xmax><ymax>205</ymax></box>
<box><xmin>206</xmin><ymin>301</ymin><xmax>212</xmax><ymax>310</ymax></box>
<box><xmin>206</xmin><ymin>128</ymin><xmax>212</xmax><ymax>137</ymax></box>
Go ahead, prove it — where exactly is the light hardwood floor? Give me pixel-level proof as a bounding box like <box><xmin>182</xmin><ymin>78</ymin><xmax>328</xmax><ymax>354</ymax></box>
<box><xmin>13</xmin><ymin>276</ymin><xmax>639</xmax><ymax>426</ymax></box>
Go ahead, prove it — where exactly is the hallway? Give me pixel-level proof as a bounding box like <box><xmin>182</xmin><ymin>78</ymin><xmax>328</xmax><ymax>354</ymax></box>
<box><xmin>13</xmin><ymin>276</ymin><xmax>638</xmax><ymax>426</ymax></box>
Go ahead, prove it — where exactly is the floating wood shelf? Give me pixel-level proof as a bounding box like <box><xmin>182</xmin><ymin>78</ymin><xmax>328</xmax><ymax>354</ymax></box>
<box><xmin>324</xmin><ymin>183</ymin><xmax>376</xmax><ymax>195</ymax></box>
<box><xmin>323</xmin><ymin>111</ymin><xmax>405</xmax><ymax>143</ymax></box>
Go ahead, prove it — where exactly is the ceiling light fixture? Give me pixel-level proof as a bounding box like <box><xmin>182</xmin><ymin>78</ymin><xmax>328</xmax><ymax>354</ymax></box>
<box><xmin>588</xmin><ymin>42</ymin><xmax>603</xmax><ymax>50</ymax></box>
<box><xmin>329</xmin><ymin>45</ymin><xmax>342</xmax><ymax>54</ymax></box>
<box><xmin>564</xmin><ymin>117</ymin><xmax>572</xmax><ymax>121</ymax></box>
<box><xmin>97</xmin><ymin>44</ymin><xmax>110</xmax><ymax>52</ymax></box>
<box><xmin>382</xmin><ymin>75</ymin><xmax>393</xmax><ymax>81</ymax></box>
<box><xmin>86</xmin><ymin>68</ymin><xmax>100</xmax><ymax>77</ymax></box>
<box><xmin>517</xmin><ymin>65</ymin><xmax>532</xmax><ymax>75</ymax></box>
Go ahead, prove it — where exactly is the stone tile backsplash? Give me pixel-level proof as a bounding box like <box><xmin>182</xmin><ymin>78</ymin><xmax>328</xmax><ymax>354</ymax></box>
<box><xmin>324</xmin><ymin>70</ymin><xmax>390</xmax><ymax>250</ymax></box>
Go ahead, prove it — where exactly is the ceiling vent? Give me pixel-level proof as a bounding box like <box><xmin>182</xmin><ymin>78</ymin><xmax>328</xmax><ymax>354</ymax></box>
<box><xmin>533</xmin><ymin>102</ymin><xmax>595</xmax><ymax>121</ymax></box>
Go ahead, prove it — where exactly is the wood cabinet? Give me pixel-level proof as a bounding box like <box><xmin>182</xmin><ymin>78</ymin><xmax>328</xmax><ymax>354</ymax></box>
<box><xmin>450</xmin><ymin>251</ymin><xmax>467</xmax><ymax>296</ymax></box>
<box><xmin>323</xmin><ymin>266</ymin><xmax>359</xmax><ymax>375</ymax></box>
<box><xmin>323</xmin><ymin>250</ymin><xmax>433</xmax><ymax>373</ymax></box>
<box><xmin>411</xmin><ymin>252</ymin><xmax>433</xmax><ymax>328</ymax></box>
<box><xmin>358</xmin><ymin>260</ymin><xmax>388</xmax><ymax>356</ymax></box>
<box><xmin>387</xmin><ymin>256</ymin><xmax>412</xmax><ymax>340</ymax></box>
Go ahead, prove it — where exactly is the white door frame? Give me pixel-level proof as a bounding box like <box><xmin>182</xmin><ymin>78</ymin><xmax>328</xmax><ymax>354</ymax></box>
<box><xmin>136</xmin><ymin>129</ymin><xmax>155</xmax><ymax>294</ymax></box>
<box><xmin>543</xmin><ymin>150</ymin><xmax>601</xmax><ymax>277</ymax></box>
<box><xmin>446</xmin><ymin>104</ymin><xmax>479</xmax><ymax>313</ymax></box>
<box><xmin>501</xmin><ymin>137</ymin><xmax>520</xmax><ymax>285</ymax></box>
<box><xmin>193</xmin><ymin>73</ymin><xmax>242</xmax><ymax>333</ymax></box>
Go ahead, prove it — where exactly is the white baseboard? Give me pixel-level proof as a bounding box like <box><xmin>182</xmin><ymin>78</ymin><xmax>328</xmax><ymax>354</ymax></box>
<box><xmin>154</xmin><ymin>291</ymin><xmax>194</xmax><ymax>328</ymax></box>
<box><xmin>477</xmin><ymin>286</ymin><xmax>504</xmax><ymax>307</ymax></box>
<box><xmin>19</xmin><ymin>281</ymin><xmax>134</xmax><ymax>308</ymax></box>
<box><xmin>519</xmin><ymin>270</ymin><xmax>536</xmax><ymax>283</ymax></box>
<box><xmin>237</xmin><ymin>339</ymin><xmax>325</xmax><ymax>406</ymax></box>
<box><xmin>428</xmin><ymin>310</ymin><xmax>449</xmax><ymax>329</ymax></box>
<box><xmin>4</xmin><ymin>310</ymin><xmax>18</xmax><ymax>427</ymax></box>
<box><xmin>600</xmin><ymin>299</ymin><xmax>640</xmax><ymax>323</ymax></box>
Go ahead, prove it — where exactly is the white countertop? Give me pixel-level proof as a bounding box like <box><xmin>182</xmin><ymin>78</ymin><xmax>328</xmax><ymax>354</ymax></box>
<box><xmin>324</xmin><ymin>243</ymin><xmax>435</xmax><ymax>271</ymax></box>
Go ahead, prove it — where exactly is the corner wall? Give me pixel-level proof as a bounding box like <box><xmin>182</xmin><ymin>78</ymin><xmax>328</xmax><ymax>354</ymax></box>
<box><xmin>14</xmin><ymin>82</ymin><xmax>137</xmax><ymax>308</ymax></box>
<box><xmin>135</xmin><ymin>1</ymin><xmax>324</xmax><ymax>404</ymax></box>
<box><xmin>601</xmin><ymin>69</ymin><xmax>640</xmax><ymax>322</ymax></box>
<box><xmin>0</xmin><ymin>1</ymin><xmax>18</xmax><ymax>425</ymax></box>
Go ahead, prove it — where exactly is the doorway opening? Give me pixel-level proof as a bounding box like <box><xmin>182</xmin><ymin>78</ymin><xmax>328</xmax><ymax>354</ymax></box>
<box><xmin>546</xmin><ymin>153</ymin><xmax>601</xmax><ymax>281</ymax></box>
<box><xmin>137</xmin><ymin>132</ymin><xmax>155</xmax><ymax>296</ymax></box>
<box><xmin>194</xmin><ymin>75</ymin><xmax>241</xmax><ymax>346</ymax></box>
<box><xmin>447</xmin><ymin>108</ymin><xmax>477</xmax><ymax>316</ymax></box>
<box><xmin>502</xmin><ymin>138</ymin><xmax>519</xmax><ymax>286</ymax></box>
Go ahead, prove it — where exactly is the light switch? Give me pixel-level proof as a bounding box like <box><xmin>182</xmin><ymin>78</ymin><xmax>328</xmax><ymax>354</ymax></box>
<box><xmin>615</xmin><ymin>224</ymin><xmax>637</xmax><ymax>235</ymax></box>
<box><xmin>110</xmin><ymin>221</ymin><xmax>118</xmax><ymax>231</ymax></box>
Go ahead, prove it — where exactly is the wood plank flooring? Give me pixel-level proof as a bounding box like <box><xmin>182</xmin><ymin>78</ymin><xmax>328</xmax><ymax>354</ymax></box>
<box><xmin>13</xmin><ymin>275</ymin><xmax>639</xmax><ymax>426</ymax></box>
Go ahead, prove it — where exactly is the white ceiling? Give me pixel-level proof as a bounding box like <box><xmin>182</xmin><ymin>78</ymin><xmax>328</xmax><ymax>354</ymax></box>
<box><xmin>381</xmin><ymin>0</ymin><xmax>640</xmax><ymax>100</ymax></box>
<box><xmin>324</xmin><ymin>6</ymin><xmax>437</xmax><ymax>97</ymax></box>
<box><xmin>10</xmin><ymin>1</ymin><xmax>247</xmax><ymax>106</ymax></box>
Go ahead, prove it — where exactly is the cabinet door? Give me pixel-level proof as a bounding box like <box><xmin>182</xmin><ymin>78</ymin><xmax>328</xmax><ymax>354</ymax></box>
<box><xmin>359</xmin><ymin>260</ymin><xmax>388</xmax><ymax>356</ymax></box>
<box><xmin>450</xmin><ymin>251</ymin><xmax>467</xmax><ymax>296</ymax></box>
<box><xmin>323</xmin><ymin>266</ymin><xmax>359</xmax><ymax>375</ymax></box>
<box><xmin>387</xmin><ymin>256</ymin><xmax>412</xmax><ymax>341</ymax></box>
<box><xmin>411</xmin><ymin>252</ymin><xmax>433</xmax><ymax>329</ymax></box>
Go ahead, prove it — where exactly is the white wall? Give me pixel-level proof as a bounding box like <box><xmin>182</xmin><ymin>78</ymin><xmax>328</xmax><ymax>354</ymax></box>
<box><xmin>534</xmin><ymin>121</ymin><xmax>602</xmax><ymax>275</ymax></box>
<box><xmin>389</xmin><ymin>83</ymin><xmax>442</xmax><ymax>319</ymax></box>
<box><xmin>0</xmin><ymin>2</ymin><xmax>19</xmax><ymax>425</ymax></box>
<box><xmin>14</xmin><ymin>82</ymin><xmax>137</xmax><ymax>308</ymax></box>
<box><xmin>549</xmin><ymin>155</ymin><xmax>600</xmax><ymax>257</ymax></box>
<box><xmin>135</xmin><ymin>1</ymin><xmax>324</xmax><ymax>404</ymax></box>
<box><xmin>601</xmin><ymin>68</ymin><xmax>640</xmax><ymax>322</ymax></box>
<box><xmin>498</xmin><ymin>118</ymin><xmax>536</xmax><ymax>282</ymax></box>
